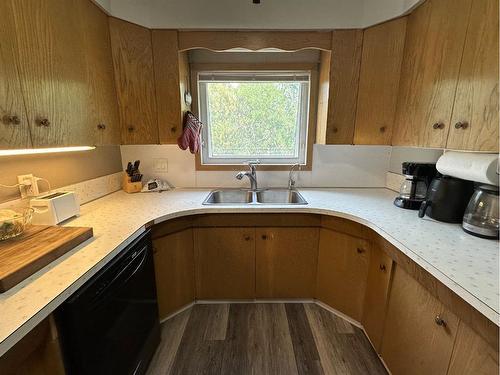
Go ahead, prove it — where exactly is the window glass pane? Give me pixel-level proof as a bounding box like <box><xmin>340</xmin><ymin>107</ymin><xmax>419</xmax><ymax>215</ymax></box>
<box><xmin>205</xmin><ymin>81</ymin><xmax>302</xmax><ymax>158</ymax></box>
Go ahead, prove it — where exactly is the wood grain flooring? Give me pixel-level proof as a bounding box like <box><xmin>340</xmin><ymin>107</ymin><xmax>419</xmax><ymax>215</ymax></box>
<box><xmin>147</xmin><ymin>303</ymin><xmax>386</xmax><ymax>375</ymax></box>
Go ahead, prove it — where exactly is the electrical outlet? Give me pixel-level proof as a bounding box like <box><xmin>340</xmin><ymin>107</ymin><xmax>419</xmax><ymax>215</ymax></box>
<box><xmin>17</xmin><ymin>174</ymin><xmax>39</xmax><ymax>198</ymax></box>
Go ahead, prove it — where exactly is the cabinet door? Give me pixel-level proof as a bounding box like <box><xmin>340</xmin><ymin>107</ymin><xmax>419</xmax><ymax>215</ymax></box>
<box><xmin>0</xmin><ymin>315</ymin><xmax>65</xmax><ymax>375</ymax></box>
<box><xmin>152</xmin><ymin>30</ymin><xmax>190</xmax><ymax>144</ymax></box>
<box><xmin>153</xmin><ymin>229</ymin><xmax>195</xmax><ymax>320</ymax></box>
<box><xmin>255</xmin><ymin>227</ymin><xmax>319</xmax><ymax>299</ymax></box>
<box><xmin>0</xmin><ymin>0</ymin><xmax>30</xmax><ymax>149</ymax></box>
<box><xmin>447</xmin><ymin>321</ymin><xmax>499</xmax><ymax>375</ymax></box>
<box><xmin>109</xmin><ymin>18</ymin><xmax>158</xmax><ymax>145</ymax></box>
<box><xmin>316</xmin><ymin>229</ymin><xmax>370</xmax><ymax>321</ymax></box>
<box><xmin>325</xmin><ymin>30</ymin><xmax>363</xmax><ymax>144</ymax></box>
<box><xmin>11</xmin><ymin>0</ymin><xmax>92</xmax><ymax>147</ymax></box>
<box><xmin>354</xmin><ymin>18</ymin><xmax>407</xmax><ymax>145</ymax></box>
<box><xmin>361</xmin><ymin>245</ymin><xmax>393</xmax><ymax>352</ymax></box>
<box><xmin>381</xmin><ymin>266</ymin><xmax>459</xmax><ymax>375</ymax></box>
<box><xmin>392</xmin><ymin>0</ymin><xmax>472</xmax><ymax>148</ymax></box>
<box><xmin>446</xmin><ymin>0</ymin><xmax>499</xmax><ymax>151</ymax></box>
<box><xmin>194</xmin><ymin>228</ymin><xmax>255</xmax><ymax>299</ymax></box>
<box><xmin>79</xmin><ymin>0</ymin><xmax>120</xmax><ymax>145</ymax></box>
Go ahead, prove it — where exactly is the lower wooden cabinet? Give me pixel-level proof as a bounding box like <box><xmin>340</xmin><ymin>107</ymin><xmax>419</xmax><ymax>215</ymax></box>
<box><xmin>194</xmin><ymin>227</ymin><xmax>256</xmax><ymax>299</ymax></box>
<box><xmin>255</xmin><ymin>227</ymin><xmax>319</xmax><ymax>298</ymax></box>
<box><xmin>447</xmin><ymin>320</ymin><xmax>499</xmax><ymax>375</ymax></box>
<box><xmin>316</xmin><ymin>229</ymin><xmax>370</xmax><ymax>321</ymax></box>
<box><xmin>381</xmin><ymin>265</ymin><xmax>459</xmax><ymax>375</ymax></box>
<box><xmin>152</xmin><ymin>228</ymin><xmax>195</xmax><ymax>319</ymax></box>
<box><xmin>0</xmin><ymin>316</ymin><xmax>65</xmax><ymax>375</ymax></box>
<box><xmin>361</xmin><ymin>244</ymin><xmax>393</xmax><ymax>351</ymax></box>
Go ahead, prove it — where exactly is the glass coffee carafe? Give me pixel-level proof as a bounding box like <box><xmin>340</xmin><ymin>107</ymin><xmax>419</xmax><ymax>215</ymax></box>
<box><xmin>462</xmin><ymin>185</ymin><xmax>499</xmax><ymax>239</ymax></box>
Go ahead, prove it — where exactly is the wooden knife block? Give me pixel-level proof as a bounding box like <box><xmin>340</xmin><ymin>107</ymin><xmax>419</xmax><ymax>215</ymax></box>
<box><xmin>122</xmin><ymin>173</ymin><xmax>142</xmax><ymax>193</ymax></box>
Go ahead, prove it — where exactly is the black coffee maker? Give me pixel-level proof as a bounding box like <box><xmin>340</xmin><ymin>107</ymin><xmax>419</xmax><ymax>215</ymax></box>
<box><xmin>394</xmin><ymin>162</ymin><xmax>437</xmax><ymax>209</ymax></box>
<box><xmin>418</xmin><ymin>174</ymin><xmax>475</xmax><ymax>223</ymax></box>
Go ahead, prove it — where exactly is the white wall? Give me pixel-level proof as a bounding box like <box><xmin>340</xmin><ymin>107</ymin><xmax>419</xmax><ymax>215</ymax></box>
<box><xmin>120</xmin><ymin>144</ymin><xmax>392</xmax><ymax>189</ymax></box>
<box><xmin>94</xmin><ymin>0</ymin><xmax>422</xmax><ymax>29</ymax></box>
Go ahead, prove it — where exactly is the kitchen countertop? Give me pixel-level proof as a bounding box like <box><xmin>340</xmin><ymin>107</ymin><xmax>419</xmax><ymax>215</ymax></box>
<box><xmin>0</xmin><ymin>188</ymin><xmax>498</xmax><ymax>356</ymax></box>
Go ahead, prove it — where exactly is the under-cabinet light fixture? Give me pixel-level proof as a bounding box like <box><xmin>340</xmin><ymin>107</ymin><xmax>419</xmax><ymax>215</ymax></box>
<box><xmin>0</xmin><ymin>146</ymin><xmax>96</xmax><ymax>157</ymax></box>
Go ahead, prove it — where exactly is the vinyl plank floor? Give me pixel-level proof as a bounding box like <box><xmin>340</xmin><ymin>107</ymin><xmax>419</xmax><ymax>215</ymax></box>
<box><xmin>147</xmin><ymin>303</ymin><xmax>387</xmax><ymax>375</ymax></box>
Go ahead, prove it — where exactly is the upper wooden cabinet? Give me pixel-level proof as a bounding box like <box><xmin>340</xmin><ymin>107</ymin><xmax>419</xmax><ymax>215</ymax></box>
<box><xmin>392</xmin><ymin>0</ymin><xmax>472</xmax><ymax>148</ymax></box>
<box><xmin>446</xmin><ymin>0</ymin><xmax>499</xmax><ymax>152</ymax></box>
<box><xmin>325</xmin><ymin>30</ymin><xmax>363</xmax><ymax>144</ymax></box>
<box><xmin>354</xmin><ymin>18</ymin><xmax>407</xmax><ymax>145</ymax></box>
<box><xmin>152</xmin><ymin>30</ymin><xmax>190</xmax><ymax>144</ymax></box>
<box><xmin>109</xmin><ymin>18</ymin><xmax>159</xmax><ymax>145</ymax></box>
<box><xmin>11</xmin><ymin>0</ymin><xmax>93</xmax><ymax>147</ymax></box>
<box><xmin>79</xmin><ymin>0</ymin><xmax>120</xmax><ymax>146</ymax></box>
<box><xmin>0</xmin><ymin>0</ymin><xmax>30</xmax><ymax>149</ymax></box>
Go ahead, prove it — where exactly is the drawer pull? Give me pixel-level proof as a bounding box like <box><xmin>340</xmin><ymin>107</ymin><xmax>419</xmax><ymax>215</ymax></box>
<box><xmin>434</xmin><ymin>315</ymin><xmax>447</xmax><ymax>327</ymax></box>
<box><xmin>432</xmin><ymin>122</ymin><xmax>445</xmax><ymax>130</ymax></box>
<box><xmin>244</xmin><ymin>236</ymin><xmax>251</xmax><ymax>241</ymax></box>
<box><xmin>379</xmin><ymin>264</ymin><xmax>386</xmax><ymax>272</ymax></box>
<box><xmin>97</xmin><ymin>123</ymin><xmax>106</xmax><ymax>130</ymax></box>
<box><xmin>356</xmin><ymin>247</ymin><xmax>365</xmax><ymax>254</ymax></box>
<box><xmin>261</xmin><ymin>235</ymin><xmax>268</xmax><ymax>240</ymax></box>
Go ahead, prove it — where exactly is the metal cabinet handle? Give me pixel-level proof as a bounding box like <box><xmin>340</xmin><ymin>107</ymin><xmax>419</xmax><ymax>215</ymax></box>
<box><xmin>2</xmin><ymin>115</ymin><xmax>20</xmax><ymax>125</ymax></box>
<box><xmin>379</xmin><ymin>264</ymin><xmax>387</xmax><ymax>272</ymax></box>
<box><xmin>97</xmin><ymin>123</ymin><xmax>106</xmax><ymax>130</ymax></box>
<box><xmin>37</xmin><ymin>118</ymin><xmax>50</xmax><ymax>127</ymax></box>
<box><xmin>432</xmin><ymin>122</ymin><xmax>445</xmax><ymax>130</ymax></box>
<box><xmin>454</xmin><ymin>121</ymin><xmax>468</xmax><ymax>129</ymax></box>
<box><xmin>435</xmin><ymin>315</ymin><xmax>447</xmax><ymax>327</ymax></box>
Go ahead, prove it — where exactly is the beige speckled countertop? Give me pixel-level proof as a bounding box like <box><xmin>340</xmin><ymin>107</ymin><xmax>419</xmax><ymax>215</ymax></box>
<box><xmin>0</xmin><ymin>188</ymin><xmax>498</xmax><ymax>356</ymax></box>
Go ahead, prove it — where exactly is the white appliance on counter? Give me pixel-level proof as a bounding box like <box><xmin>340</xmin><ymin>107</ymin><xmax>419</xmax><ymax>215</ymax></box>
<box><xmin>30</xmin><ymin>191</ymin><xmax>80</xmax><ymax>225</ymax></box>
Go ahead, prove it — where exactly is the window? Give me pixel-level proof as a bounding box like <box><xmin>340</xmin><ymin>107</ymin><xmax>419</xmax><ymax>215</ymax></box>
<box><xmin>197</xmin><ymin>71</ymin><xmax>310</xmax><ymax>166</ymax></box>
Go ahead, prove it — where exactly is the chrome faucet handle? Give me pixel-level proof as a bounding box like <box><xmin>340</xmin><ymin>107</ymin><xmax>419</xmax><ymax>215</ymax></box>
<box><xmin>244</xmin><ymin>160</ymin><xmax>260</xmax><ymax>173</ymax></box>
<box><xmin>288</xmin><ymin>163</ymin><xmax>301</xmax><ymax>190</ymax></box>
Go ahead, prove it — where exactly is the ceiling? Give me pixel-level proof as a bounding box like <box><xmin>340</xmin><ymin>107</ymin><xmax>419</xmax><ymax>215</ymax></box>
<box><xmin>94</xmin><ymin>0</ymin><xmax>422</xmax><ymax>29</ymax></box>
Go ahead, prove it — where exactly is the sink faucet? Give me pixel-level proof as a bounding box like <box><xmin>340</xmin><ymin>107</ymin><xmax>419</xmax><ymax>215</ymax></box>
<box><xmin>236</xmin><ymin>160</ymin><xmax>260</xmax><ymax>191</ymax></box>
<box><xmin>288</xmin><ymin>163</ymin><xmax>301</xmax><ymax>190</ymax></box>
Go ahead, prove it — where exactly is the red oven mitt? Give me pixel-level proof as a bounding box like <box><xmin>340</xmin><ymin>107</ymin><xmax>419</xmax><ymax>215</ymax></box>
<box><xmin>177</xmin><ymin>111</ymin><xmax>203</xmax><ymax>154</ymax></box>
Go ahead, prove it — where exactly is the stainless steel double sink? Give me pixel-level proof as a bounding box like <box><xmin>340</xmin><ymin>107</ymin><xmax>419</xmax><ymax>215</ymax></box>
<box><xmin>203</xmin><ymin>189</ymin><xmax>308</xmax><ymax>205</ymax></box>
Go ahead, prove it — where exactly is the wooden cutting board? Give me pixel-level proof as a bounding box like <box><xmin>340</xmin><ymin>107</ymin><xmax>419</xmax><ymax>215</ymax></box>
<box><xmin>0</xmin><ymin>225</ymin><xmax>93</xmax><ymax>292</ymax></box>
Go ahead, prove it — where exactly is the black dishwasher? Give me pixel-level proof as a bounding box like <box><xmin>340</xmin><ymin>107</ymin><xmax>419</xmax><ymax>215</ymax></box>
<box><xmin>56</xmin><ymin>230</ymin><xmax>160</xmax><ymax>375</ymax></box>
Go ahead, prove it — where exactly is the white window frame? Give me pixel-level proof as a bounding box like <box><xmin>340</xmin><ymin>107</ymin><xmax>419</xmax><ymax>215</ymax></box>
<box><xmin>197</xmin><ymin>70</ymin><xmax>311</xmax><ymax>166</ymax></box>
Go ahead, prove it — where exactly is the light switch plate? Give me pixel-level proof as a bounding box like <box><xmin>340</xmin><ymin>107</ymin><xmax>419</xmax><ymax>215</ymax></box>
<box><xmin>153</xmin><ymin>158</ymin><xmax>168</xmax><ymax>173</ymax></box>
